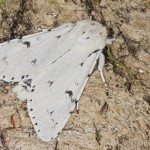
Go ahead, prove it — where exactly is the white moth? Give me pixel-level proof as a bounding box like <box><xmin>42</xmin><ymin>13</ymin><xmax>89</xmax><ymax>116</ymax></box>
<box><xmin>0</xmin><ymin>20</ymin><xmax>113</xmax><ymax>141</ymax></box>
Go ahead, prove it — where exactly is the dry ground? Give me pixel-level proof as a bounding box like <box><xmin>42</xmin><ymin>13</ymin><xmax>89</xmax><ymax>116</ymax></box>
<box><xmin>0</xmin><ymin>0</ymin><xmax>150</xmax><ymax>150</ymax></box>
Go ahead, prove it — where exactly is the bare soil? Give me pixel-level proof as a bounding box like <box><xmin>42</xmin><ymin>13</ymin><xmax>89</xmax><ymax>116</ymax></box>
<box><xmin>0</xmin><ymin>0</ymin><xmax>150</xmax><ymax>150</ymax></box>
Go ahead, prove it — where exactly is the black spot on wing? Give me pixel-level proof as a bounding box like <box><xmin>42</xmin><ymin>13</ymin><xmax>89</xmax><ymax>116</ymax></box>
<box><xmin>21</xmin><ymin>75</ymin><xmax>25</xmax><ymax>79</ymax></box>
<box><xmin>47</xmin><ymin>110</ymin><xmax>54</xmax><ymax>116</ymax></box>
<box><xmin>48</xmin><ymin>81</ymin><xmax>53</xmax><ymax>87</ymax></box>
<box><xmin>31</xmin><ymin>89</ymin><xmax>34</xmax><ymax>92</ymax></box>
<box><xmin>24</xmin><ymin>79</ymin><xmax>32</xmax><ymax>87</ymax></box>
<box><xmin>82</xmin><ymin>31</ymin><xmax>85</xmax><ymax>34</ymax></box>
<box><xmin>65</xmin><ymin>90</ymin><xmax>73</xmax><ymax>98</ymax></box>
<box><xmin>23</xmin><ymin>41</ymin><xmax>30</xmax><ymax>48</ymax></box>
<box><xmin>80</xmin><ymin>62</ymin><xmax>84</xmax><ymax>66</ymax></box>
<box><xmin>30</xmin><ymin>59</ymin><xmax>37</xmax><ymax>65</ymax></box>
<box><xmin>50</xmin><ymin>111</ymin><xmax>54</xmax><ymax>115</ymax></box>
<box><xmin>56</xmin><ymin>35</ymin><xmax>61</xmax><ymax>39</ymax></box>
<box><xmin>2</xmin><ymin>57</ymin><xmax>7</xmax><ymax>62</ymax></box>
<box><xmin>32</xmin><ymin>85</ymin><xmax>36</xmax><ymax>88</ymax></box>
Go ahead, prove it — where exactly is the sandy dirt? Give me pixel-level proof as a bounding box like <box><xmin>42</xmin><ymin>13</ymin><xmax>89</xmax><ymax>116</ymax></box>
<box><xmin>0</xmin><ymin>0</ymin><xmax>150</xmax><ymax>150</ymax></box>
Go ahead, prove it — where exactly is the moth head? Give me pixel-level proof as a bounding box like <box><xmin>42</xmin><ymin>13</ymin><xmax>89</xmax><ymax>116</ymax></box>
<box><xmin>92</xmin><ymin>21</ymin><xmax>107</xmax><ymax>49</ymax></box>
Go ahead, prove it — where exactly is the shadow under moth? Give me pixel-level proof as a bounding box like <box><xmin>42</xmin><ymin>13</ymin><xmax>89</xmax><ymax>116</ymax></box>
<box><xmin>0</xmin><ymin>20</ymin><xmax>113</xmax><ymax>141</ymax></box>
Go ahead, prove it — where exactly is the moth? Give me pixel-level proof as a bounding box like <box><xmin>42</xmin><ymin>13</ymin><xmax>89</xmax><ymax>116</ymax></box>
<box><xmin>0</xmin><ymin>20</ymin><xmax>113</xmax><ymax>141</ymax></box>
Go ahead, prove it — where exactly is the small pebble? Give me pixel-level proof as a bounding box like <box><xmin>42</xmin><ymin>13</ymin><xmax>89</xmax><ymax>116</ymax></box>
<box><xmin>139</xmin><ymin>69</ymin><xmax>144</xmax><ymax>74</ymax></box>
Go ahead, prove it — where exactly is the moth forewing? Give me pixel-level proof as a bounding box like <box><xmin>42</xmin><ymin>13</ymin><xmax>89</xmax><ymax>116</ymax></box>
<box><xmin>0</xmin><ymin>20</ymin><xmax>108</xmax><ymax>141</ymax></box>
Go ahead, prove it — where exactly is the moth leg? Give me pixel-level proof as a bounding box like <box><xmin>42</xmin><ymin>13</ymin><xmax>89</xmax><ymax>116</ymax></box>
<box><xmin>98</xmin><ymin>52</ymin><xmax>109</xmax><ymax>96</ymax></box>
